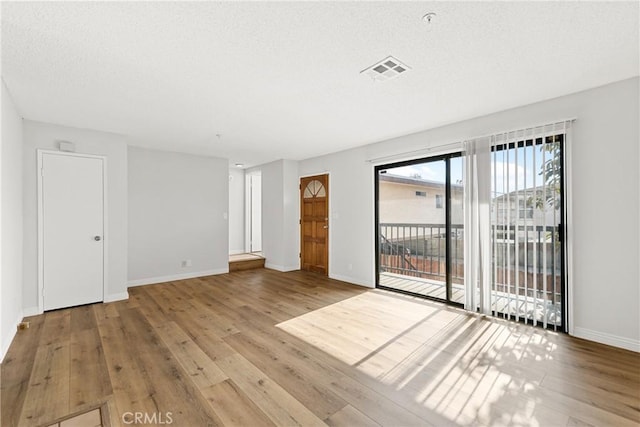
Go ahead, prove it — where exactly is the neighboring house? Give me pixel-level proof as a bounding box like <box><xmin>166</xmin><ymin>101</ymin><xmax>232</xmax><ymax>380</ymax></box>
<box><xmin>380</xmin><ymin>173</ymin><xmax>559</xmax><ymax>232</ymax></box>
<box><xmin>378</xmin><ymin>173</ymin><xmax>463</xmax><ymax>226</ymax></box>
<box><xmin>378</xmin><ymin>175</ymin><xmax>560</xmax><ymax>286</ymax></box>
<box><xmin>492</xmin><ymin>186</ymin><xmax>560</xmax><ymax>230</ymax></box>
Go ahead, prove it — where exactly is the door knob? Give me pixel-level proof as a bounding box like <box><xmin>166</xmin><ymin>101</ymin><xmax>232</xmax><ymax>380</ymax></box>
<box><xmin>323</xmin><ymin>225</ymin><xmax>328</xmax><ymax>229</ymax></box>
<box><xmin>94</xmin><ymin>236</ymin><xmax>102</xmax><ymax>241</ymax></box>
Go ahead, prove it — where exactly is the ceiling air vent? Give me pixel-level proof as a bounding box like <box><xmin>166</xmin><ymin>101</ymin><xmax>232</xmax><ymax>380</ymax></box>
<box><xmin>361</xmin><ymin>56</ymin><xmax>411</xmax><ymax>81</ymax></box>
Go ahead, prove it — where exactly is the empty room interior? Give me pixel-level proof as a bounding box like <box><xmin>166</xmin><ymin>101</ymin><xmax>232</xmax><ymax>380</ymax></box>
<box><xmin>1</xmin><ymin>2</ymin><xmax>639</xmax><ymax>426</ymax></box>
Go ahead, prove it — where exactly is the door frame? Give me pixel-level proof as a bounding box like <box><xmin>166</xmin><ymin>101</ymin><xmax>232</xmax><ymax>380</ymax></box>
<box><xmin>37</xmin><ymin>149</ymin><xmax>108</xmax><ymax>314</ymax></box>
<box><xmin>374</xmin><ymin>153</ymin><xmax>463</xmax><ymax>306</ymax></box>
<box><xmin>299</xmin><ymin>172</ymin><xmax>330</xmax><ymax>275</ymax></box>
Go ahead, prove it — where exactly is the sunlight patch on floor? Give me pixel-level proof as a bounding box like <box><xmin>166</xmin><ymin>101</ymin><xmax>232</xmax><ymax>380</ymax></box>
<box><xmin>276</xmin><ymin>289</ymin><xmax>568</xmax><ymax>426</ymax></box>
<box><xmin>277</xmin><ymin>291</ymin><xmax>448</xmax><ymax>366</ymax></box>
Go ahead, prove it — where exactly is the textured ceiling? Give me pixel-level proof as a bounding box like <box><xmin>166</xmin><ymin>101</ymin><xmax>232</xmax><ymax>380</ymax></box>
<box><xmin>2</xmin><ymin>1</ymin><xmax>638</xmax><ymax>167</ymax></box>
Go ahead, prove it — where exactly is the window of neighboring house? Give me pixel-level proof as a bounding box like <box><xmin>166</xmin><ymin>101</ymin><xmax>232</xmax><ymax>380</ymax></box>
<box><xmin>521</xmin><ymin>207</ymin><xmax>534</xmax><ymax>219</ymax></box>
<box><xmin>435</xmin><ymin>194</ymin><xmax>443</xmax><ymax>208</ymax></box>
<box><xmin>518</xmin><ymin>199</ymin><xmax>534</xmax><ymax>219</ymax></box>
<box><xmin>415</xmin><ymin>191</ymin><xmax>427</xmax><ymax>197</ymax></box>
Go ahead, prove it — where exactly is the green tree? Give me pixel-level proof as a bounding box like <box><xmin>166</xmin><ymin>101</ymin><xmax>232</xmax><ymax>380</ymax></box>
<box><xmin>529</xmin><ymin>135</ymin><xmax>562</xmax><ymax>210</ymax></box>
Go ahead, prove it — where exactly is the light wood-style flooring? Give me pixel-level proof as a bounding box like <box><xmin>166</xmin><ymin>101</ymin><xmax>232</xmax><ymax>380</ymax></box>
<box><xmin>2</xmin><ymin>269</ymin><xmax>639</xmax><ymax>426</ymax></box>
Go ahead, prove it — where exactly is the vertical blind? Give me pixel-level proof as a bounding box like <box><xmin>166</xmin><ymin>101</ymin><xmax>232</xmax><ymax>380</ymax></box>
<box><xmin>463</xmin><ymin>120</ymin><xmax>572</xmax><ymax>330</ymax></box>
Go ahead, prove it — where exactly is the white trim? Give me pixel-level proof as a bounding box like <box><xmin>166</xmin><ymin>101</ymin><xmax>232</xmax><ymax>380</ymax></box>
<box><xmin>298</xmin><ymin>171</ymin><xmax>331</xmax><ymax>180</ymax></box>
<box><xmin>265</xmin><ymin>263</ymin><xmax>299</xmax><ymax>272</ymax></box>
<box><xmin>127</xmin><ymin>268</ymin><xmax>229</xmax><ymax>287</ymax></box>
<box><xmin>104</xmin><ymin>292</ymin><xmax>129</xmax><ymax>303</ymax></box>
<box><xmin>572</xmin><ymin>327</ymin><xmax>640</xmax><ymax>353</ymax></box>
<box><xmin>0</xmin><ymin>311</ymin><xmax>24</xmax><ymax>363</ymax></box>
<box><xmin>330</xmin><ymin>273</ymin><xmax>374</xmax><ymax>289</ymax></box>
<box><xmin>23</xmin><ymin>306</ymin><xmax>41</xmax><ymax>317</ymax></box>
<box><xmin>37</xmin><ymin>150</ymin><xmax>108</xmax><ymax>313</ymax></box>
<box><xmin>298</xmin><ymin>171</ymin><xmax>331</xmax><ymax>275</ymax></box>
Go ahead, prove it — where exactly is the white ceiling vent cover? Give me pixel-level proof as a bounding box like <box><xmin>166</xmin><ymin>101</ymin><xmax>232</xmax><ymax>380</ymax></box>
<box><xmin>361</xmin><ymin>56</ymin><xmax>411</xmax><ymax>81</ymax></box>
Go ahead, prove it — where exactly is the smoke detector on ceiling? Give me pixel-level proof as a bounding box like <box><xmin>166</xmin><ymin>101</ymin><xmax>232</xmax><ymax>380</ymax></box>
<box><xmin>361</xmin><ymin>56</ymin><xmax>411</xmax><ymax>82</ymax></box>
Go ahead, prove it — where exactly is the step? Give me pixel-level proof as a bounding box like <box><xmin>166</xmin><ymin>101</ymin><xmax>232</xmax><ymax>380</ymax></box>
<box><xmin>229</xmin><ymin>253</ymin><xmax>265</xmax><ymax>272</ymax></box>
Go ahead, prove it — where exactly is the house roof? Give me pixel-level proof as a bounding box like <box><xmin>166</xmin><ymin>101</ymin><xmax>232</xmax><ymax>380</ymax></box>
<box><xmin>380</xmin><ymin>173</ymin><xmax>463</xmax><ymax>190</ymax></box>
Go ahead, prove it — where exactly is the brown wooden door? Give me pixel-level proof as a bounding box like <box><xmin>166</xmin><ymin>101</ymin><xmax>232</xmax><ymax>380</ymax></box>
<box><xmin>300</xmin><ymin>174</ymin><xmax>329</xmax><ymax>275</ymax></box>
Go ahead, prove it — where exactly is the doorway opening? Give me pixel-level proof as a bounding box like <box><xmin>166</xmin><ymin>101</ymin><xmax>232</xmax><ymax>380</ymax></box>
<box><xmin>245</xmin><ymin>171</ymin><xmax>262</xmax><ymax>254</ymax></box>
<box><xmin>374</xmin><ymin>134</ymin><xmax>566</xmax><ymax>330</ymax></box>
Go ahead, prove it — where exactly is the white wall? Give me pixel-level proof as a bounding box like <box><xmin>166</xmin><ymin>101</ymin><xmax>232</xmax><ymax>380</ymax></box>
<box><xmin>1</xmin><ymin>80</ymin><xmax>24</xmax><ymax>361</ymax></box>
<box><xmin>22</xmin><ymin>120</ymin><xmax>129</xmax><ymax>313</ymax></box>
<box><xmin>282</xmin><ymin>160</ymin><xmax>300</xmax><ymax>267</ymax></box>
<box><xmin>259</xmin><ymin>161</ymin><xmax>283</xmax><ymax>269</ymax></box>
<box><xmin>299</xmin><ymin>147</ymin><xmax>374</xmax><ymax>286</ymax></box>
<box><xmin>128</xmin><ymin>147</ymin><xmax>229</xmax><ymax>285</ymax></box>
<box><xmin>251</xmin><ymin>159</ymin><xmax>299</xmax><ymax>271</ymax></box>
<box><xmin>228</xmin><ymin>167</ymin><xmax>245</xmax><ymax>255</ymax></box>
<box><xmin>299</xmin><ymin>77</ymin><xmax>640</xmax><ymax>351</ymax></box>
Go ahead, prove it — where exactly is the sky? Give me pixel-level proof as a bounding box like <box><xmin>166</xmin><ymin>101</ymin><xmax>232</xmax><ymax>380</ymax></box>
<box><xmin>383</xmin><ymin>143</ymin><xmax>558</xmax><ymax>195</ymax></box>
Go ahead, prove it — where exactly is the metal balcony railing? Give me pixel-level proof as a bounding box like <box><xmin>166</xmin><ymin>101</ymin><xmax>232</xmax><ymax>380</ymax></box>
<box><xmin>379</xmin><ymin>223</ymin><xmax>463</xmax><ymax>282</ymax></box>
<box><xmin>379</xmin><ymin>222</ymin><xmax>561</xmax><ymax>294</ymax></box>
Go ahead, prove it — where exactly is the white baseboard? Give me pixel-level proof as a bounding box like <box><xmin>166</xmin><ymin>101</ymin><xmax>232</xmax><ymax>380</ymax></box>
<box><xmin>265</xmin><ymin>263</ymin><xmax>299</xmax><ymax>272</ymax></box>
<box><xmin>104</xmin><ymin>291</ymin><xmax>129</xmax><ymax>303</ymax></box>
<box><xmin>572</xmin><ymin>327</ymin><xmax>640</xmax><ymax>352</ymax></box>
<box><xmin>23</xmin><ymin>306</ymin><xmax>41</xmax><ymax>317</ymax></box>
<box><xmin>1</xmin><ymin>311</ymin><xmax>24</xmax><ymax>363</ymax></box>
<box><xmin>329</xmin><ymin>273</ymin><xmax>374</xmax><ymax>288</ymax></box>
<box><xmin>127</xmin><ymin>268</ymin><xmax>229</xmax><ymax>287</ymax></box>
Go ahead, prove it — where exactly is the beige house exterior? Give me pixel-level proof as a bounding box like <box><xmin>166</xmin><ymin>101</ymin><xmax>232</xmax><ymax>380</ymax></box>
<box><xmin>378</xmin><ymin>174</ymin><xmax>464</xmax><ymax>225</ymax></box>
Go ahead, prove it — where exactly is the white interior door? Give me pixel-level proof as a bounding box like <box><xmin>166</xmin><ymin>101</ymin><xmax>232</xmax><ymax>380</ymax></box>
<box><xmin>41</xmin><ymin>152</ymin><xmax>104</xmax><ymax>310</ymax></box>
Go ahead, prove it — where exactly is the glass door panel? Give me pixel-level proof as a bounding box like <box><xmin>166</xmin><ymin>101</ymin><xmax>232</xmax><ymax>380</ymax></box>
<box><xmin>376</xmin><ymin>154</ymin><xmax>463</xmax><ymax>305</ymax></box>
<box><xmin>490</xmin><ymin>135</ymin><xmax>564</xmax><ymax>329</ymax></box>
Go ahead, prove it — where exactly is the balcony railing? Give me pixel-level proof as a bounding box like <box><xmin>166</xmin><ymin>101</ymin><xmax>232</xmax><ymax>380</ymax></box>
<box><xmin>379</xmin><ymin>222</ymin><xmax>561</xmax><ymax>297</ymax></box>
<box><xmin>379</xmin><ymin>223</ymin><xmax>463</xmax><ymax>283</ymax></box>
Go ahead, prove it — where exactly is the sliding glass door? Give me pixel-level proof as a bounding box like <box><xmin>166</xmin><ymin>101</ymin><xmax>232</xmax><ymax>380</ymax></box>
<box><xmin>490</xmin><ymin>134</ymin><xmax>565</xmax><ymax>329</ymax></box>
<box><xmin>375</xmin><ymin>153</ymin><xmax>464</xmax><ymax>305</ymax></box>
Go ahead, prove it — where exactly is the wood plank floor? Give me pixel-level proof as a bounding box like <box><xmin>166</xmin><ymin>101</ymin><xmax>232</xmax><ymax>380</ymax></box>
<box><xmin>2</xmin><ymin>269</ymin><xmax>639</xmax><ymax>426</ymax></box>
<box><xmin>229</xmin><ymin>253</ymin><xmax>266</xmax><ymax>272</ymax></box>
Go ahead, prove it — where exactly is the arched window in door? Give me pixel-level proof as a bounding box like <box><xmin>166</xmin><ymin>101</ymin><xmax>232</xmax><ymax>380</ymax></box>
<box><xmin>303</xmin><ymin>179</ymin><xmax>326</xmax><ymax>198</ymax></box>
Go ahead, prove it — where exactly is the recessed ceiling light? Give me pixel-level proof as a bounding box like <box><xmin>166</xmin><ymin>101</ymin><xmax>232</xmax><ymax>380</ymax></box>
<box><xmin>235</xmin><ymin>163</ymin><xmax>244</xmax><ymax>168</ymax></box>
<box><xmin>361</xmin><ymin>56</ymin><xmax>411</xmax><ymax>82</ymax></box>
